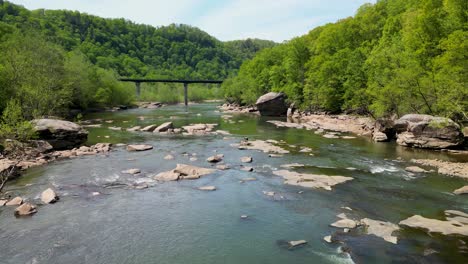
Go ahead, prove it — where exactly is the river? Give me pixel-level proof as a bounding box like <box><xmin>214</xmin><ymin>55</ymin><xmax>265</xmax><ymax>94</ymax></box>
<box><xmin>1</xmin><ymin>103</ymin><xmax>467</xmax><ymax>263</ymax></box>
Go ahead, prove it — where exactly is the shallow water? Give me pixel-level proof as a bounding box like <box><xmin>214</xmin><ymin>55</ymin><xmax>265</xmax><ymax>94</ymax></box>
<box><xmin>1</xmin><ymin>103</ymin><xmax>467</xmax><ymax>264</ymax></box>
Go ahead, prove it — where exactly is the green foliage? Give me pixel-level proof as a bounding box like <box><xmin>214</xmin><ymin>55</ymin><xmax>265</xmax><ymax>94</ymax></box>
<box><xmin>223</xmin><ymin>0</ymin><xmax>467</xmax><ymax>120</ymax></box>
<box><xmin>0</xmin><ymin>99</ymin><xmax>36</xmax><ymax>141</ymax></box>
<box><xmin>0</xmin><ymin>2</ymin><xmax>275</xmax><ymax>79</ymax></box>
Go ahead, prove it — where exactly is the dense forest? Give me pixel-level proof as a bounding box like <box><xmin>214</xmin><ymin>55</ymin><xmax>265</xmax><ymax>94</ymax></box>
<box><xmin>222</xmin><ymin>0</ymin><xmax>467</xmax><ymax>121</ymax></box>
<box><xmin>0</xmin><ymin>0</ymin><xmax>275</xmax><ymax>126</ymax></box>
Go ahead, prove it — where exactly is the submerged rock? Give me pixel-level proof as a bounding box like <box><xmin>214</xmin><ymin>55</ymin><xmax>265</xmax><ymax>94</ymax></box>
<box><xmin>240</xmin><ymin>156</ymin><xmax>253</xmax><ymax>163</ymax></box>
<box><xmin>394</xmin><ymin>114</ymin><xmax>464</xmax><ymax>149</ymax></box>
<box><xmin>126</xmin><ymin>144</ymin><xmax>153</xmax><ymax>152</ymax></box>
<box><xmin>164</xmin><ymin>154</ymin><xmax>175</xmax><ymax>160</ymax></box>
<box><xmin>255</xmin><ymin>92</ymin><xmax>288</xmax><ymax>116</ymax></box>
<box><xmin>41</xmin><ymin>188</ymin><xmax>59</xmax><ymax>204</ymax></box>
<box><xmin>273</xmin><ymin>170</ymin><xmax>353</xmax><ymax>191</ymax></box>
<box><xmin>32</xmin><ymin>119</ymin><xmax>88</xmax><ymax>150</ymax></box>
<box><xmin>216</xmin><ymin>164</ymin><xmax>230</xmax><ymax>170</ymax></box>
<box><xmin>198</xmin><ymin>186</ymin><xmax>216</xmax><ymax>191</ymax></box>
<box><xmin>121</xmin><ymin>168</ymin><xmax>141</xmax><ymax>175</ymax></box>
<box><xmin>14</xmin><ymin>203</ymin><xmax>37</xmax><ymax>216</ymax></box>
<box><xmin>288</xmin><ymin>240</ymin><xmax>307</xmax><ymax>248</ymax></box>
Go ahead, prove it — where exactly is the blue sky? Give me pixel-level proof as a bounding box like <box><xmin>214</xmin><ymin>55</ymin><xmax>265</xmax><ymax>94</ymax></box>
<box><xmin>11</xmin><ymin>0</ymin><xmax>376</xmax><ymax>42</ymax></box>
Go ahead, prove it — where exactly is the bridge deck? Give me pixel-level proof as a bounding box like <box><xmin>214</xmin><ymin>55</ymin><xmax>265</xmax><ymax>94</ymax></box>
<box><xmin>119</xmin><ymin>78</ymin><xmax>223</xmax><ymax>84</ymax></box>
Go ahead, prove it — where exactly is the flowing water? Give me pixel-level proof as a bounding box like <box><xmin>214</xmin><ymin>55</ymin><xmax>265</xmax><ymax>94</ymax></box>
<box><xmin>1</xmin><ymin>103</ymin><xmax>467</xmax><ymax>264</ymax></box>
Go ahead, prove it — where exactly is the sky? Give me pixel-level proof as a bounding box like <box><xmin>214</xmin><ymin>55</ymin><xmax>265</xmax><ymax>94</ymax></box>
<box><xmin>10</xmin><ymin>0</ymin><xmax>376</xmax><ymax>42</ymax></box>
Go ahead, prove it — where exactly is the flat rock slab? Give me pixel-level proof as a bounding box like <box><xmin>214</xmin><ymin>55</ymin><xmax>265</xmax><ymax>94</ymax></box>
<box><xmin>399</xmin><ymin>212</ymin><xmax>468</xmax><ymax>237</ymax></box>
<box><xmin>127</xmin><ymin>144</ymin><xmax>153</xmax><ymax>152</ymax></box>
<box><xmin>41</xmin><ymin>188</ymin><xmax>59</xmax><ymax>204</ymax></box>
<box><xmin>174</xmin><ymin>164</ymin><xmax>216</xmax><ymax>179</ymax></box>
<box><xmin>405</xmin><ymin>166</ymin><xmax>428</xmax><ymax>173</ymax></box>
<box><xmin>0</xmin><ymin>199</ymin><xmax>7</xmax><ymax>206</ymax></box>
<box><xmin>411</xmin><ymin>159</ymin><xmax>468</xmax><ymax>179</ymax></box>
<box><xmin>238</xmin><ymin>140</ymin><xmax>289</xmax><ymax>154</ymax></box>
<box><xmin>360</xmin><ymin>218</ymin><xmax>399</xmax><ymax>244</ymax></box>
<box><xmin>273</xmin><ymin>170</ymin><xmax>353</xmax><ymax>191</ymax></box>
<box><xmin>122</xmin><ymin>168</ymin><xmax>141</xmax><ymax>175</ymax></box>
<box><xmin>331</xmin><ymin>219</ymin><xmax>357</xmax><ymax>229</ymax></box>
<box><xmin>198</xmin><ymin>186</ymin><xmax>216</xmax><ymax>191</ymax></box>
<box><xmin>454</xmin><ymin>186</ymin><xmax>468</xmax><ymax>195</ymax></box>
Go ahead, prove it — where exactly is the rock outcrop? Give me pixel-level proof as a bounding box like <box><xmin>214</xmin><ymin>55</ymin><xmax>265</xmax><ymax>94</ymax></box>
<box><xmin>255</xmin><ymin>92</ymin><xmax>288</xmax><ymax>116</ymax></box>
<box><xmin>394</xmin><ymin>114</ymin><xmax>464</xmax><ymax>149</ymax></box>
<box><xmin>33</xmin><ymin>119</ymin><xmax>88</xmax><ymax>150</ymax></box>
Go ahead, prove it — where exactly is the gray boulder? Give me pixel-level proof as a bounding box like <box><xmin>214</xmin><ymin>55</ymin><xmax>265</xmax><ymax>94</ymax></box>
<box><xmin>394</xmin><ymin>114</ymin><xmax>464</xmax><ymax>149</ymax></box>
<box><xmin>255</xmin><ymin>92</ymin><xmax>288</xmax><ymax>116</ymax></box>
<box><xmin>33</xmin><ymin>119</ymin><xmax>88</xmax><ymax>150</ymax></box>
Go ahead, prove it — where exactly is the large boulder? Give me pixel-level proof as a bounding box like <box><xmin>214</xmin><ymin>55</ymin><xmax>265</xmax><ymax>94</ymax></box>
<box><xmin>255</xmin><ymin>92</ymin><xmax>288</xmax><ymax>116</ymax></box>
<box><xmin>394</xmin><ymin>114</ymin><xmax>464</xmax><ymax>149</ymax></box>
<box><xmin>33</xmin><ymin>119</ymin><xmax>88</xmax><ymax>150</ymax></box>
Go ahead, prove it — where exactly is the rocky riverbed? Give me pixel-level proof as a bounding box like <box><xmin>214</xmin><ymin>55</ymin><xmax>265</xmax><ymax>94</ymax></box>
<box><xmin>1</xmin><ymin>102</ymin><xmax>467</xmax><ymax>264</ymax></box>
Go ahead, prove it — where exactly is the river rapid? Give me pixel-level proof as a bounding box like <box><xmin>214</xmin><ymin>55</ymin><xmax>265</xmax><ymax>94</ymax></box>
<box><xmin>1</xmin><ymin>103</ymin><xmax>467</xmax><ymax>264</ymax></box>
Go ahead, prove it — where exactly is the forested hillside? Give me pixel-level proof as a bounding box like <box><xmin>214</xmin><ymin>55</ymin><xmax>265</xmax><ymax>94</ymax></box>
<box><xmin>0</xmin><ymin>0</ymin><xmax>275</xmax><ymax>124</ymax></box>
<box><xmin>223</xmin><ymin>0</ymin><xmax>467</xmax><ymax>121</ymax></box>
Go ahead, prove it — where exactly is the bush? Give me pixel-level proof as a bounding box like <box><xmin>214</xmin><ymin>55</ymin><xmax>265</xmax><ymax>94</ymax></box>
<box><xmin>0</xmin><ymin>99</ymin><xmax>36</xmax><ymax>142</ymax></box>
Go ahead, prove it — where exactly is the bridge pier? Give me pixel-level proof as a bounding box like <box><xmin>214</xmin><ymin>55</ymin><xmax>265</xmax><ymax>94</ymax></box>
<box><xmin>184</xmin><ymin>83</ymin><xmax>188</xmax><ymax>106</ymax></box>
<box><xmin>135</xmin><ymin>82</ymin><xmax>141</xmax><ymax>99</ymax></box>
